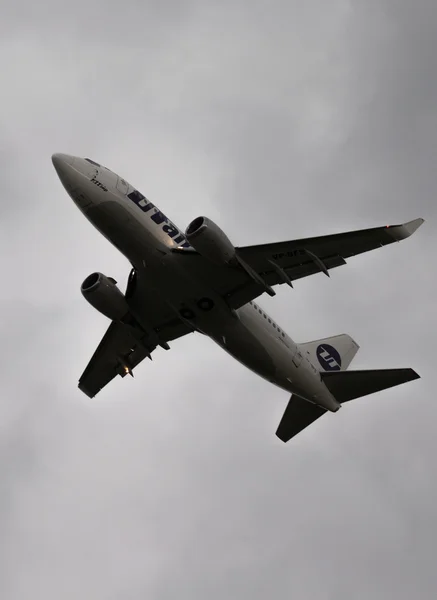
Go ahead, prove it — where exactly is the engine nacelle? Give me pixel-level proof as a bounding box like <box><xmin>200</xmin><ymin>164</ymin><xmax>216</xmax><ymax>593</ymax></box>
<box><xmin>81</xmin><ymin>272</ymin><xmax>130</xmax><ymax>321</ymax></box>
<box><xmin>185</xmin><ymin>216</ymin><xmax>236</xmax><ymax>265</ymax></box>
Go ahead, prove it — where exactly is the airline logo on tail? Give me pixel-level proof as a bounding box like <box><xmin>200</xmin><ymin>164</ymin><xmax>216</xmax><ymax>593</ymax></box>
<box><xmin>316</xmin><ymin>344</ymin><xmax>342</xmax><ymax>371</ymax></box>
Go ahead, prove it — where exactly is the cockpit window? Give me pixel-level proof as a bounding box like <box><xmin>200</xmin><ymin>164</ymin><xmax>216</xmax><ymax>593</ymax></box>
<box><xmin>85</xmin><ymin>158</ymin><xmax>101</xmax><ymax>167</ymax></box>
<box><xmin>127</xmin><ymin>189</ymin><xmax>146</xmax><ymax>202</ymax></box>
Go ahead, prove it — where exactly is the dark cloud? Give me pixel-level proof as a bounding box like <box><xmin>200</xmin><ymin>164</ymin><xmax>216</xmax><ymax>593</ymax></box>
<box><xmin>0</xmin><ymin>1</ymin><xmax>435</xmax><ymax>598</ymax></box>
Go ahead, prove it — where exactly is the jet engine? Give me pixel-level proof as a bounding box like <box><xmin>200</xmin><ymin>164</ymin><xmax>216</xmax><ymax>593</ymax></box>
<box><xmin>185</xmin><ymin>216</ymin><xmax>277</xmax><ymax>297</ymax></box>
<box><xmin>185</xmin><ymin>216</ymin><xmax>236</xmax><ymax>265</ymax></box>
<box><xmin>81</xmin><ymin>272</ymin><xmax>130</xmax><ymax>321</ymax></box>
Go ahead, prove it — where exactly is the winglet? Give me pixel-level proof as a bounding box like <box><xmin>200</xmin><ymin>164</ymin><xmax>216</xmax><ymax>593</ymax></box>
<box><xmin>387</xmin><ymin>218</ymin><xmax>424</xmax><ymax>241</ymax></box>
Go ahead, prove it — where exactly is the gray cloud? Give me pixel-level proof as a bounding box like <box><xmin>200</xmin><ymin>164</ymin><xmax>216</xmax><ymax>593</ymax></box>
<box><xmin>0</xmin><ymin>1</ymin><xmax>436</xmax><ymax>598</ymax></box>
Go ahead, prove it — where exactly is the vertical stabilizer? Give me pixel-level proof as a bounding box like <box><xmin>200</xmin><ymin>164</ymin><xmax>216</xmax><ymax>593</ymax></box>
<box><xmin>299</xmin><ymin>334</ymin><xmax>359</xmax><ymax>372</ymax></box>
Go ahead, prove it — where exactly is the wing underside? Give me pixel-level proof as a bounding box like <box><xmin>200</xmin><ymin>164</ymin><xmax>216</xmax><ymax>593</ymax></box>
<box><xmin>174</xmin><ymin>218</ymin><xmax>424</xmax><ymax>309</ymax></box>
<box><xmin>78</xmin><ymin>321</ymin><xmax>153</xmax><ymax>398</ymax></box>
<box><xmin>78</xmin><ymin>269</ymin><xmax>193</xmax><ymax>398</ymax></box>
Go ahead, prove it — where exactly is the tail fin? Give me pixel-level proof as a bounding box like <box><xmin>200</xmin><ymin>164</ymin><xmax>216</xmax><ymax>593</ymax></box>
<box><xmin>321</xmin><ymin>368</ymin><xmax>420</xmax><ymax>403</ymax></box>
<box><xmin>299</xmin><ymin>334</ymin><xmax>359</xmax><ymax>372</ymax></box>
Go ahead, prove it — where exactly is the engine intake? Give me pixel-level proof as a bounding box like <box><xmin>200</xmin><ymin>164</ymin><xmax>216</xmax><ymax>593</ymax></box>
<box><xmin>81</xmin><ymin>272</ymin><xmax>130</xmax><ymax>321</ymax></box>
<box><xmin>185</xmin><ymin>216</ymin><xmax>236</xmax><ymax>265</ymax></box>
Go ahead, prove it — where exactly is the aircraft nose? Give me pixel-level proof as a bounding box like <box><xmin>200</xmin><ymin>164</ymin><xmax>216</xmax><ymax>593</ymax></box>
<box><xmin>51</xmin><ymin>153</ymin><xmax>80</xmax><ymax>193</ymax></box>
<box><xmin>52</xmin><ymin>153</ymin><xmax>102</xmax><ymax>211</ymax></box>
<box><xmin>51</xmin><ymin>153</ymin><xmax>75</xmax><ymax>173</ymax></box>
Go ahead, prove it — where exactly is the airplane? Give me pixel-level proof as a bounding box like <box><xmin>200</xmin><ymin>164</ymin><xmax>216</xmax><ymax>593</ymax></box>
<box><xmin>52</xmin><ymin>153</ymin><xmax>424</xmax><ymax>442</ymax></box>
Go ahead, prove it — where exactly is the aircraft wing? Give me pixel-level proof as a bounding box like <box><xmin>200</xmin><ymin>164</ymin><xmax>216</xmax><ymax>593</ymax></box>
<box><xmin>175</xmin><ymin>218</ymin><xmax>424</xmax><ymax>309</ymax></box>
<box><xmin>78</xmin><ymin>269</ymin><xmax>193</xmax><ymax>398</ymax></box>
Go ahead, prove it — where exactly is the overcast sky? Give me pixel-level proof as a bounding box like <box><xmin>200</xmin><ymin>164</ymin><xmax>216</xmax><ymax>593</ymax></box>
<box><xmin>0</xmin><ymin>1</ymin><xmax>436</xmax><ymax>598</ymax></box>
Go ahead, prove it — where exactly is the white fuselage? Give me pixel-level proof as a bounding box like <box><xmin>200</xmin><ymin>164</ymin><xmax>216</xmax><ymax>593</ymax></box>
<box><xmin>52</xmin><ymin>154</ymin><xmax>340</xmax><ymax>412</ymax></box>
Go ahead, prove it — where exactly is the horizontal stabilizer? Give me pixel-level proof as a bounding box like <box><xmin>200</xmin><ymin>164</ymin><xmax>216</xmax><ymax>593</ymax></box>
<box><xmin>276</xmin><ymin>394</ymin><xmax>327</xmax><ymax>443</ymax></box>
<box><xmin>321</xmin><ymin>368</ymin><xmax>420</xmax><ymax>403</ymax></box>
